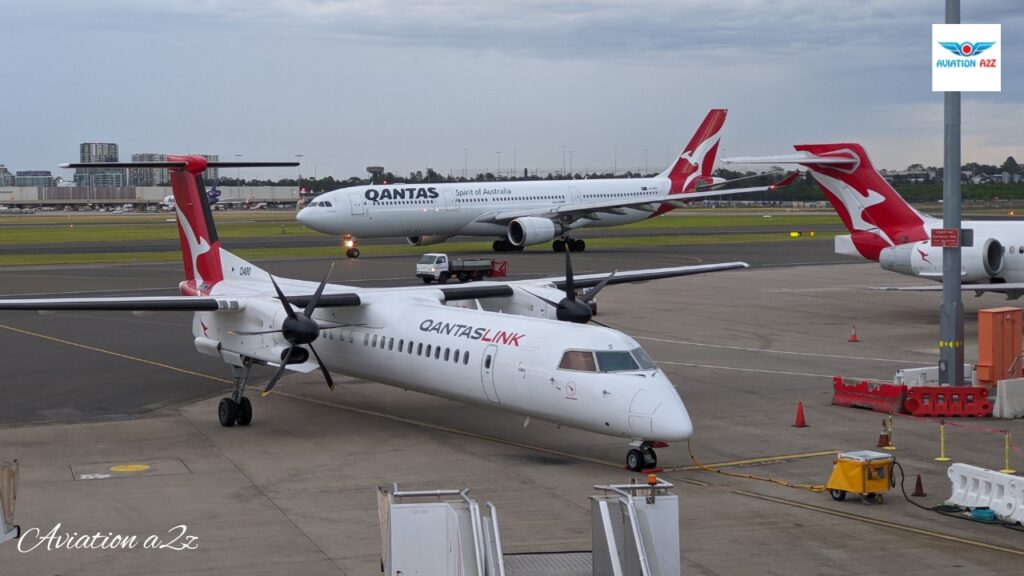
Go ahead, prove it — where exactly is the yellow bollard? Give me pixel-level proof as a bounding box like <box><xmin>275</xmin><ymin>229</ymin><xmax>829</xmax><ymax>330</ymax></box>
<box><xmin>935</xmin><ymin>419</ymin><xmax>952</xmax><ymax>462</ymax></box>
<box><xmin>883</xmin><ymin>414</ymin><xmax>897</xmax><ymax>451</ymax></box>
<box><xmin>1000</xmin><ymin>430</ymin><xmax>1016</xmax><ymax>474</ymax></box>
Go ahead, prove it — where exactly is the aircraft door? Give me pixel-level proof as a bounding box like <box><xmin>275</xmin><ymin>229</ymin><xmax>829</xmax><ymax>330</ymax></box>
<box><xmin>569</xmin><ymin>186</ymin><xmax>581</xmax><ymax>203</ymax></box>
<box><xmin>480</xmin><ymin>344</ymin><xmax>500</xmax><ymax>403</ymax></box>
<box><xmin>444</xmin><ymin>189</ymin><xmax>458</xmax><ymax>212</ymax></box>
<box><xmin>349</xmin><ymin>192</ymin><xmax>365</xmax><ymax>215</ymax></box>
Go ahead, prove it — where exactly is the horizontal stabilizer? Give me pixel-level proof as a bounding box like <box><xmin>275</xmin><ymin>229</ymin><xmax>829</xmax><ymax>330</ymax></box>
<box><xmin>722</xmin><ymin>152</ymin><xmax>858</xmax><ymax>167</ymax></box>
<box><xmin>60</xmin><ymin>161</ymin><xmax>299</xmax><ymax>169</ymax></box>
<box><xmin>868</xmin><ymin>283</ymin><xmax>1024</xmax><ymax>299</ymax></box>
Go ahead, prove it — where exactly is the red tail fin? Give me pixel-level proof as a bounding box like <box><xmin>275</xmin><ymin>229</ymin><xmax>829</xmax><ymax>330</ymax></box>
<box><xmin>794</xmin><ymin>144</ymin><xmax>930</xmax><ymax>260</ymax></box>
<box><xmin>168</xmin><ymin>155</ymin><xmax>223</xmax><ymax>295</ymax></box>
<box><xmin>660</xmin><ymin>109</ymin><xmax>727</xmax><ymax>195</ymax></box>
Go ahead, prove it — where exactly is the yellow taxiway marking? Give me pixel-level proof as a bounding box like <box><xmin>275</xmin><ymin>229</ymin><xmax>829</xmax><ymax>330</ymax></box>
<box><xmin>110</xmin><ymin>464</ymin><xmax>151</xmax><ymax>473</ymax></box>
<box><xmin>0</xmin><ymin>322</ymin><xmax>795</xmax><ymax>487</ymax></box>
<box><xmin>665</xmin><ymin>450</ymin><xmax>838</xmax><ymax>472</ymax></box>
<box><xmin>735</xmin><ymin>489</ymin><xmax>1024</xmax><ymax>558</ymax></box>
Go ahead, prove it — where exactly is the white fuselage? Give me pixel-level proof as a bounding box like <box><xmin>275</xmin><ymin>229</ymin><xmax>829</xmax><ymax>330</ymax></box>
<box><xmin>296</xmin><ymin>178</ymin><xmax>673</xmax><ymax>239</ymax></box>
<box><xmin>192</xmin><ymin>275</ymin><xmax>692</xmax><ymax>442</ymax></box>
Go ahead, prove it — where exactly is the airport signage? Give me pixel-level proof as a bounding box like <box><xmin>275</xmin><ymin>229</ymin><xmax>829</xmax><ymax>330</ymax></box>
<box><xmin>930</xmin><ymin>228</ymin><xmax>960</xmax><ymax>248</ymax></box>
<box><xmin>932</xmin><ymin>24</ymin><xmax>1001</xmax><ymax>92</ymax></box>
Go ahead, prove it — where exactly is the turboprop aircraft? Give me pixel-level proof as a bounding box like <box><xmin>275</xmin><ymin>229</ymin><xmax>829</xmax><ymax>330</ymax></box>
<box><xmin>0</xmin><ymin>156</ymin><xmax>750</xmax><ymax>471</ymax></box>
<box><xmin>725</xmin><ymin>144</ymin><xmax>1024</xmax><ymax>298</ymax></box>
<box><xmin>297</xmin><ymin>109</ymin><xmax>797</xmax><ymax>258</ymax></box>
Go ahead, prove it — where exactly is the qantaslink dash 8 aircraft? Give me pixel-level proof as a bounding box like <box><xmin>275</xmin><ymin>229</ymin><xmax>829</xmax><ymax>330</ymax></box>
<box><xmin>297</xmin><ymin>109</ymin><xmax>797</xmax><ymax>257</ymax></box>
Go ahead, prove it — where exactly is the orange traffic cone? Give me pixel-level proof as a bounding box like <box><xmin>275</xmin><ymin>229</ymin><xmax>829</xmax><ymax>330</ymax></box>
<box><xmin>792</xmin><ymin>401</ymin><xmax>808</xmax><ymax>428</ymax></box>
<box><xmin>848</xmin><ymin>324</ymin><xmax>860</xmax><ymax>343</ymax></box>
<box><xmin>912</xmin><ymin>474</ymin><xmax>927</xmax><ymax>497</ymax></box>
<box><xmin>876</xmin><ymin>419</ymin><xmax>890</xmax><ymax>448</ymax></box>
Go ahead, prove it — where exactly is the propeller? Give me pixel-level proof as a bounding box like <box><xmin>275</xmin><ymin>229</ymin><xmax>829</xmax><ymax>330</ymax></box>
<box><xmin>260</xmin><ymin>265</ymin><xmax>337</xmax><ymax>396</ymax></box>
<box><xmin>532</xmin><ymin>251</ymin><xmax>616</xmax><ymax>324</ymax></box>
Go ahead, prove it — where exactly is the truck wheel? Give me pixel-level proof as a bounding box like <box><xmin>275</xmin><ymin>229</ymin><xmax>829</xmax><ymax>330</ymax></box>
<box><xmin>473</xmin><ymin>272</ymin><xmax>484</xmax><ymax>281</ymax></box>
<box><xmin>438</xmin><ymin>273</ymin><xmax>449</xmax><ymax>284</ymax></box>
<box><xmin>458</xmin><ymin>273</ymin><xmax>469</xmax><ymax>283</ymax></box>
<box><xmin>422</xmin><ymin>277</ymin><xmax>432</xmax><ymax>284</ymax></box>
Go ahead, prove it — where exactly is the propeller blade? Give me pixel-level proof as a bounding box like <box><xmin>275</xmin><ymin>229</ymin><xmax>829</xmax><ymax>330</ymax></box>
<box><xmin>563</xmin><ymin>250</ymin><xmax>576</xmax><ymax>301</ymax></box>
<box><xmin>315</xmin><ymin>321</ymin><xmax>369</xmax><ymax>331</ymax></box>
<box><xmin>590</xmin><ymin>318</ymin><xmax>614</xmax><ymax>329</ymax></box>
<box><xmin>270</xmin><ymin>275</ymin><xmax>298</xmax><ymax>320</ymax></box>
<box><xmin>304</xmin><ymin>262</ymin><xmax>335</xmax><ymax>317</ymax></box>
<box><xmin>581</xmin><ymin>271</ymin><xmax>617</xmax><ymax>302</ymax></box>
<box><xmin>521</xmin><ymin>289</ymin><xmax>561</xmax><ymax>308</ymax></box>
<box><xmin>260</xmin><ymin>345</ymin><xmax>294</xmax><ymax>396</ymax></box>
<box><xmin>308</xmin><ymin>344</ymin><xmax>335</xmax><ymax>391</ymax></box>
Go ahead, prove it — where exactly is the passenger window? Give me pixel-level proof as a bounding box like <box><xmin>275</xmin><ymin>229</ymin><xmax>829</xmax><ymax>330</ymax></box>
<box><xmin>435</xmin><ymin>347</ymin><xmax>441</xmax><ymax>360</ymax></box>
<box><xmin>372</xmin><ymin>335</ymin><xmax>378</xmax><ymax>347</ymax></box>
<box><xmin>444</xmin><ymin>348</ymin><xmax>450</xmax><ymax>361</ymax></box>
<box><xmin>417</xmin><ymin>343</ymin><xmax>423</xmax><ymax>356</ymax></box>
<box><xmin>363</xmin><ymin>333</ymin><xmax>369</xmax><ymax>346</ymax></box>
<box><xmin>453</xmin><ymin>349</ymin><xmax>460</xmax><ymax>363</ymax></box>
<box><xmin>464</xmin><ymin>352</ymin><xmax>470</xmax><ymax>365</ymax></box>
<box><xmin>559</xmin><ymin>350</ymin><xmax>597</xmax><ymax>372</ymax></box>
<box><xmin>389</xmin><ymin>338</ymin><xmax>394</xmax><ymax>351</ymax></box>
<box><xmin>484</xmin><ymin>355</ymin><xmax>492</xmax><ymax>369</ymax></box>
<box><xmin>398</xmin><ymin>339</ymin><xmax>404</xmax><ymax>352</ymax></box>
<box><xmin>426</xmin><ymin>344</ymin><xmax>432</xmax><ymax>357</ymax></box>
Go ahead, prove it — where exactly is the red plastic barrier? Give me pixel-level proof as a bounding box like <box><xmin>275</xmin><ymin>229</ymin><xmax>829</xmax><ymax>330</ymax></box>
<box><xmin>831</xmin><ymin>376</ymin><xmax>907</xmax><ymax>414</ymax></box>
<box><xmin>903</xmin><ymin>386</ymin><xmax>992</xmax><ymax>418</ymax></box>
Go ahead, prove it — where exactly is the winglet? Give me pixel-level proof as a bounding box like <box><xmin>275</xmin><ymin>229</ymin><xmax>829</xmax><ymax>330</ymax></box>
<box><xmin>769</xmin><ymin>171</ymin><xmax>800</xmax><ymax>190</ymax></box>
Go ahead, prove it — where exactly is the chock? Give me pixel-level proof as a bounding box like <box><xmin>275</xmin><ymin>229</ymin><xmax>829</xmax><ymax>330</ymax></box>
<box><xmin>792</xmin><ymin>401</ymin><xmax>808</xmax><ymax>428</ymax></box>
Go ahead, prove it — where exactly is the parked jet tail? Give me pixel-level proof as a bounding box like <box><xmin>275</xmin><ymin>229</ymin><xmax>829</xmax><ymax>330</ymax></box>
<box><xmin>724</xmin><ymin>144</ymin><xmax>933</xmax><ymax>261</ymax></box>
<box><xmin>658</xmin><ymin>108</ymin><xmax>726</xmax><ymax>195</ymax></box>
<box><xmin>60</xmin><ymin>159</ymin><xmax>297</xmax><ymax>295</ymax></box>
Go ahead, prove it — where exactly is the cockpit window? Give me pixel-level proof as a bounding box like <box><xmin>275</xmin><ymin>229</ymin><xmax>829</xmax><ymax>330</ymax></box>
<box><xmin>322</xmin><ymin>201</ymin><xmax>332</xmax><ymax>207</ymax></box>
<box><xmin>631</xmin><ymin>347</ymin><xmax>658</xmax><ymax>370</ymax></box>
<box><xmin>595</xmin><ymin>351</ymin><xmax>639</xmax><ymax>372</ymax></box>
<box><xmin>417</xmin><ymin>255</ymin><xmax>437</xmax><ymax>264</ymax></box>
<box><xmin>558</xmin><ymin>350</ymin><xmax>597</xmax><ymax>372</ymax></box>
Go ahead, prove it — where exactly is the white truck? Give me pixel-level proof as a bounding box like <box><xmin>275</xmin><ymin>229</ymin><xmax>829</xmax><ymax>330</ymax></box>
<box><xmin>415</xmin><ymin>253</ymin><xmax>508</xmax><ymax>284</ymax></box>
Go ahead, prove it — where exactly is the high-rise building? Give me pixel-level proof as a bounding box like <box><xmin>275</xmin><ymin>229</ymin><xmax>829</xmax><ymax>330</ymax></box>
<box><xmin>129</xmin><ymin>153</ymin><xmax>220</xmax><ymax>186</ymax></box>
<box><xmin>75</xmin><ymin>142</ymin><xmax>126</xmax><ymax>187</ymax></box>
<box><xmin>0</xmin><ymin>165</ymin><xmax>15</xmax><ymax>187</ymax></box>
<box><xmin>15</xmin><ymin>171</ymin><xmax>55</xmax><ymax>187</ymax></box>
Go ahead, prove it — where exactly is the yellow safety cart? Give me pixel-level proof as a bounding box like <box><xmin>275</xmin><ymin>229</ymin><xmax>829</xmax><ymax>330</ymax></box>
<box><xmin>826</xmin><ymin>450</ymin><xmax>894</xmax><ymax>504</ymax></box>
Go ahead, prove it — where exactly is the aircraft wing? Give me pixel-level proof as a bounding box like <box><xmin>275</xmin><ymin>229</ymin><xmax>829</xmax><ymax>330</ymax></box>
<box><xmin>482</xmin><ymin>172</ymin><xmax>798</xmax><ymax>224</ymax></box>
<box><xmin>523</xmin><ymin>261</ymin><xmax>749</xmax><ymax>290</ymax></box>
<box><xmin>869</xmin><ymin>283</ymin><xmax>1024</xmax><ymax>299</ymax></box>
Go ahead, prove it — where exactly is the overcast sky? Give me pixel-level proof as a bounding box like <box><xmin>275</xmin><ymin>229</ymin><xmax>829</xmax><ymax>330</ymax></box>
<box><xmin>2</xmin><ymin>0</ymin><xmax>1020</xmax><ymax>181</ymax></box>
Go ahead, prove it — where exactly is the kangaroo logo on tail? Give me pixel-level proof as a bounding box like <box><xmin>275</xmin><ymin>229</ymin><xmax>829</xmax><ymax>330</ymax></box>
<box><xmin>168</xmin><ymin>155</ymin><xmax>224</xmax><ymax>295</ymax></box>
<box><xmin>794</xmin><ymin>144</ymin><xmax>931</xmax><ymax>260</ymax></box>
<box><xmin>661</xmin><ymin>109</ymin><xmax>726</xmax><ymax>195</ymax></box>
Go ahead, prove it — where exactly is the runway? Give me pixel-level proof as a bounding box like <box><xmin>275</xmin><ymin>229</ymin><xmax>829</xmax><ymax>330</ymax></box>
<box><xmin>2</xmin><ymin>235</ymin><xmax>1023</xmax><ymax>575</ymax></box>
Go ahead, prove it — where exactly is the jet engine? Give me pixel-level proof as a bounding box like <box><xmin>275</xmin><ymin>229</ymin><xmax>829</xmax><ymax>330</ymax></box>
<box><xmin>508</xmin><ymin>217</ymin><xmax>561</xmax><ymax>247</ymax></box>
<box><xmin>406</xmin><ymin>235</ymin><xmax>451</xmax><ymax>246</ymax></box>
<box><xmin>879</xmin><ymin>237</ymin><xmax>1004</xmax><ymax>282</ymax></box>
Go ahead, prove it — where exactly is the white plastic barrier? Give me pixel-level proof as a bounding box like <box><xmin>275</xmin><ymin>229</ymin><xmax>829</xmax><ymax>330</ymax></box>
<box><xmin>947</xmin><ymin>463</ymin><xmax>1024</xmax><ymax>523</ymax></box>
<box><xmin>895</xmin><ymin>364</ymin><xmax>976</xmax><ymax>387</ymax></box>
<box><xmin>993</xmin><ymin>378</ymin><xmax>1024</xmax><ymax>419</ymax></box>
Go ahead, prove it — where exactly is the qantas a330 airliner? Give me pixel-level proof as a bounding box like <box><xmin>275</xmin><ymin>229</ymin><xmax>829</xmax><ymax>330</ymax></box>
<box><xmin>297</xmin><ymin>109</ymin><xmax>796</xmax><ymax>257</ymax></box>
<box><xmin>0</xmin><ymin>156</ymin><xmax>750</xmax><ymax>471</ymax></box>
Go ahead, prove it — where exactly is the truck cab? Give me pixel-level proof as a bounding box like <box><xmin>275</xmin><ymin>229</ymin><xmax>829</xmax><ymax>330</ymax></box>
<box><xmin>416</xmin><ymin>253</ymin><xmax>450</xmax><ymax>283</ymax></box>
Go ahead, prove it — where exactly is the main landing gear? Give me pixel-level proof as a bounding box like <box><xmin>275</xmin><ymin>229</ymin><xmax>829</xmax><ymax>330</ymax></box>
<box><xmin>552</xmin><ymin>237</ymin><xmax>586</xmax><ymax>253</ymax></box>
<box><xmin>492</xmin><ymin>238</ymin><xmax>524</xmax><ymax>253</ymax></box>
<box><xmin>219</xmin><ymin>361</ymin><xmax>254</xmax><ymax>427</ymax></box>
<box><xmin>343</xmin><ymin>234</ymin><xmax>360</xmax><ymax>258</ymax></box>
<box><xmin>625</xmin><ymin>441</ymin><xmax>660</xmax><ymax>472</ymax></box>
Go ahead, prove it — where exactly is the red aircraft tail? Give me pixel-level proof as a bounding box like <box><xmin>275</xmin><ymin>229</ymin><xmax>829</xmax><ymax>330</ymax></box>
<box><xmin>659</xmin><ymin>109</ymin><xmax>727</xmax><ymax>195</ymax></box>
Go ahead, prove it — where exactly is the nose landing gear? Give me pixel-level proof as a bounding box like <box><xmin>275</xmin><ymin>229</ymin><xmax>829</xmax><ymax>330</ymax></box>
<box><xmin>625</xmin><ymin>441</ymin><xmax>661</xmax><ymax>472</ymax></box>
<box><xmin>343</xmin><ymin>235</ymin><xmax>360</xmax><ymax>258</ymax></box>
<box><xmin>219</xmin><ymin>360</ymin><xmax>254</xmax><ymax>427</ymax></box>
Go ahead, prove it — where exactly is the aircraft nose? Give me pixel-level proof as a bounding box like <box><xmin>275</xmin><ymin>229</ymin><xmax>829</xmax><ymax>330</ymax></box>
<box><xmin>296</xmin><ymin>206</ymin><xmax>312</xmax><ymax>226</ymax></box>
<box><xmin>652</xmin><ymin>390</ymin><xmax>693</xmax><ymax>441</ymax></box>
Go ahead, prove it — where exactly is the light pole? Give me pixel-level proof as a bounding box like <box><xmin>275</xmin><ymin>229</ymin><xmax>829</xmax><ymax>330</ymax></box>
<box><xmin>496</xmin><ymin>151</ymin><xmax>501</xmax><ymax>180</ymax></box>
<box><xmin>644</xmin><ymin>148</ymin><xmax>649</xmax><ymax>174</ymax></box>
<box><xmin>234</xmin><ymin>154</ymin><xmax>242</xmax><ymax>201</ymax></box>
<box><xmin>295</xmin><ymin>154</ymin><xmax>303</xmax><ymax>195</ymax></box>
<box><xmin>569</xmin><ymin>149</ymin><xmax>574</xmax><ymax>177</ymax></box>
<box><xmin>562</xmin><ymin>146</ymin><xmax>566</xmax><ymax>177</ymax></box>
<box><xmin>513</xmin><ymin>147</ymin><xmax>517</xmax><ymax>179</ymax></box>
<box><xmin>613</xmin><ymin>146</ymin><xmax>618</xmax><ymax>176</ymax></box>
<box><xmin>463</xmin><ymin>147</ymin><xmax>467</xmax><ymax>179</ymax></box>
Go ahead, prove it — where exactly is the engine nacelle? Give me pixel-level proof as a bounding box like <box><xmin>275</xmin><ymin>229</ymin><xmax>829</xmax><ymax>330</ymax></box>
<box><xmin>508</xmin><ymin>217</ymin><xmax>560</xmax><ymax>247</ymax></box>
<box><xmin>879</xmin><ymin>237</ymin><xmax>1004</xmax><ymax>282</ymax></box>
<box><xmin>406</xmin><ymin>235</ymin><xmax>451</xmax><ymax>246</ymax></box>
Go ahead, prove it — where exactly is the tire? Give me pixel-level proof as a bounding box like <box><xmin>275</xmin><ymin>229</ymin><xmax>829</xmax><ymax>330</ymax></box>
<box><xmin>493</xmin><ymin>240</ymin><xmax>504</xmax><ymax>252</ymax></box>
<box><xmin>422</xmin><ymin>277</ymin><xmax>433</xmax><ymax>284</ymax></box>
<box><xmin>574</xmin><ymin>239</ymin><xmax>586</xmax><ymax>252</ymax></box>
<box><xmin>514</xmin><ymin>244</ymin><xmax>524</xmax><ymax>252</ymax></box>
<box><xmin>473</xmin><ymin>272</ymin><xmax>484</xmax><ymax>281</ymax></box>
<box><xmin>458</xmin><ymin>273</ymin><xmax>469</xmax><ymax>283</ymax></box>
<box><xmin>237</xmin><ymin>397</ymin><xmax>253</xmax><ymax>426</ymax></box>
<box><xmin>553</xmin><ymin>240</ymin><xmax>565</xmax><ymax>252</ymax></box>
<box><xmin>829</xmin><ymin>489</ymin><xmax>847</xmax><ymax>501</ymax></box>
<box><xmin>626</xmin><ymin>448</ymin><xmax>645</xmax><ymax>472</ymax></box>
<box><xmin>351</xmin><ymin>248</ymin><xmax>360</xmax><ymax>258</ymax></box>
<box><xmin>438</xmin><ymin>273</ymin><xmax>449</xmax><ymax>284</ymax></box>
<box><xmin>218</xmin><ymin>398</ymin><xmax>238</xmax><ymax>427</ymax></box>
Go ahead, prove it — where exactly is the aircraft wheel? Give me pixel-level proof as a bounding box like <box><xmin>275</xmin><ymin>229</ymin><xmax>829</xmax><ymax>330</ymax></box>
<box><xmin>514</xmin><ymin>244</ymin><xmax>524</xmax><ymax>252</ymax></box>
<box><xmin>218</xmin><ymin>398</ymin><xmax>238</xmax><ymax>427</ymax></box>
<box><xmin>346</xmin><ymin>248</ymin><xmax>360</xmax><ymax>258</ymax></box>
<box><xmin>493</xmin><ymin>240</ymin><xmax>505</xmax><ymax>252</ymax></box>
<box><xmin>553</xmin><ymin>240</ymin><xmax>566</xmax><ymax>252</ymax></box>
<box><xmin>626</xmin><ymin>448</ymin><xmax>645</xmax><ymax>472</ymax></box>
<box><xmin>237</xmin><ymin>397</ymin><xmax>253</xmax><ymax>426</ymax></box>
<box><xmin>573</xmin><ymin>239</ymin><xmax>586</xmax><ymax>252</ymax></box>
